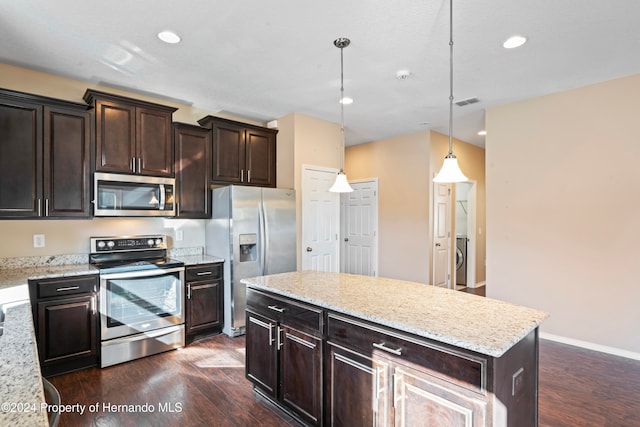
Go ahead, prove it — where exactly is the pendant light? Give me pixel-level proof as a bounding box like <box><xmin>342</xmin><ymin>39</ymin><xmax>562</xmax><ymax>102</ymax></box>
<box><xmin>329</xmin><ymin>37</ymin><xmax>354</xmax><ymax>193</ymax></box>
<box><xmin>433</xmin><ymin>0</ymin><xmax>468</xmax><ymax>183</ymax></box>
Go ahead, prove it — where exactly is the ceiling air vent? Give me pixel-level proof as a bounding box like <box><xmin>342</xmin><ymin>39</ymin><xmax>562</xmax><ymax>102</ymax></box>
<box><xmin>455</xmin><ymin>97</ymin><xmax>479</xmax><ymax>107</ymax></box>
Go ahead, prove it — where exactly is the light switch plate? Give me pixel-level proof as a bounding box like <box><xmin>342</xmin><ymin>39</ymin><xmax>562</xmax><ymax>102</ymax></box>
<box><xmin>175</xmin><ymin>230</ymin><xmax>184</xmax><ymax>241</ymax></box>
<box><xmin>33</xmin><ymin>234</ymin><xmax>45</xmax><ymax>248</ymax></box>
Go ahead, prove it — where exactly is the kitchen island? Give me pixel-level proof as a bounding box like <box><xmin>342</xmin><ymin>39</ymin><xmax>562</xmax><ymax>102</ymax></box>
<box><xmin>242</xmin><ymin>271</ymin><xmax>548</xmax><ymax>427</ymax></box>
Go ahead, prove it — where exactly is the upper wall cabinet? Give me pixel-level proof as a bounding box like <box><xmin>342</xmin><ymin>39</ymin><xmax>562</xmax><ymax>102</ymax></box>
<box><xmin>83</xmin><ymin>90</ymin><xmax>177</xmax><ymax>177</ymax></box>
<box><xmin>198</xmin><ymin>116</ymin><xmax>277</xmax><ymax>188</ymax></box>
<box><xmin>0</xmin><ymin>89</ymin><xmax>92</xmax><ymax>218</ymax></box>
<box><xmin>173</xmin><ymin>123</ymin><xmax>211</xmax><ymax>218</ymax></box>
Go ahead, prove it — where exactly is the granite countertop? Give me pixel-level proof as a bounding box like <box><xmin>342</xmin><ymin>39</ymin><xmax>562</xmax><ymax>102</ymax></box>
<box><xmin>242</xmin><ymin>271</ymin><xmax>549</xmax><ymax>358</ymax></box>
<box><xmin>173</xmin><ymin>254</ymin><xmax>224</xmax><ymax>266</ymax></box>
<box><xmin>0</xmin><ymin>263</ymin><xmax>97</xmax><ymax>427</ymax></box>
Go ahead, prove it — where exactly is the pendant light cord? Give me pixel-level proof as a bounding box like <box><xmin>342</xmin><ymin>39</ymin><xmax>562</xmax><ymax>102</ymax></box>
<box><xmin>448</xmin><ymin>0</ymin><xmax>454</xmax><ymax>157</ymax></box>
<box><xmin>339</xmin><ymin>43</ymin><xmax>346</xmax><ymax>172</ymax></box>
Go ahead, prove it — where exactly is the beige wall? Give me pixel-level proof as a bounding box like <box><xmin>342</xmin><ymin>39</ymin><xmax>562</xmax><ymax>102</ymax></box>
<box><xmin>430</xmin><ymin>131</ymin><xmax>487</xmax><ymax>283</ymax></box>
<box><xmin>346</xmin><ymin>132</ymin><xmax>432</xmax><ymax>283</ymax></box>
<box><xmin>276</xmin><ymin>113</ymin><xmax>341</xmax><ymax>270</ymax></box>
<box><xmin>486</xmin><ymin>74</ymin><xmax>640</xmax><ymax>354</ymax></box>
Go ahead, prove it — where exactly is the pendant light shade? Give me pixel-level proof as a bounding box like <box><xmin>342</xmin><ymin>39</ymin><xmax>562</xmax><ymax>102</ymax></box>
<box><xmin>433</xmin><ymin>0</ymin><xmax>468</xmax><ymax>184</ymax></box>
<box><xmin>330</xmin><ymin>37</ymin><xmax>354</xmax><ymax>193</ymax></box>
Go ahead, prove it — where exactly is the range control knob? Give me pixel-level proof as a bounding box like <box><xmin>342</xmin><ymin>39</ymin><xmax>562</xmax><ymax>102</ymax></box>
<box><xmin>107</xmin><ymin>241</ymin><xmax>115</xmax><ymax>248</ymax></box>
<box><xmin>97</xmin><ymin>241</ymin><xmax>106</xmax><ymax>249</ymax></box>
<box><xmin>155</xmin><ymin>238</ymin><xmax>162</xmax><ymax>246</ymax></box>
<box><xmin>147</xmin><ymin>239</ymin><xmax>155</xmax><ymax>246</ymax></box>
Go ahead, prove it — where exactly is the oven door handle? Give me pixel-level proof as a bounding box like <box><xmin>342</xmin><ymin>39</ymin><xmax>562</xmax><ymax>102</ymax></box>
<box><xmin>100</xmin><ymin>266</ymin><xmax>185</xmax><ymax>280</ymax></box>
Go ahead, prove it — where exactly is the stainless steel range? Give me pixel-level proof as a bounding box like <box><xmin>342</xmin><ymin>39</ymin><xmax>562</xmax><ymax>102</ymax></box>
<box><xmin>90</xmin><ymin>235</ymin><xmax>185</xmax><ymax>368</ymax></box>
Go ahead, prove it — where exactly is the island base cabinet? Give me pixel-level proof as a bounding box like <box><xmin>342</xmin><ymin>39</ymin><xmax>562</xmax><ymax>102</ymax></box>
<box><xmin>246</xmin><ymin>311</ymin><xmax>278</xmax><ymax>397</ymax></box>
<box><xmin>280</xmin><ymin>326</ymin><xmax>322</xmax><ymax>425</ymax></box>
<box><xmin>326</xmin><ymin>343</ymin><xmax>390</xmax><ymax>427</ymax></box>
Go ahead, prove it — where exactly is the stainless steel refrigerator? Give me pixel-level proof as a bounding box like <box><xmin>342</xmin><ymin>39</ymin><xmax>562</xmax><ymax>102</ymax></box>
<box><xmin>205</xmin><ymin>185</ymin><xmax>296</xmax><ymax>337</ymax></box>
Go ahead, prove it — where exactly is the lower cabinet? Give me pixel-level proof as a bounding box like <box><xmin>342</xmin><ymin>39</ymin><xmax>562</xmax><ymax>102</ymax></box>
<box><xmin>246</xmin><ymin>288</ymin><xmax>539</xmax><ymax>427</ymax></box>
<box><xmin>246</xmin><ymin>288</ymin><xmax>323</xmax><ymax>426</ymax></box>
<box><xmin>185</xmin><ymin>262</ymin><xmax>223</xmax><ymax>340</ymax></box>
<box><xmin>28</xmin><ymin>275</ymin><xmax>99</xmax><ymax>377</ymax></box>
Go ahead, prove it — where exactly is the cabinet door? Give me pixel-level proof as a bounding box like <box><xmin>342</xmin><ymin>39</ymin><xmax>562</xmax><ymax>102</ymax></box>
<box><xmin>326</xmin><ymin>342</ymin><xmax>390</xmax><ymax>427</ymax></box>
<box><xmin>137</xmin><ymin>107</ymin><xmax>174</xmax><ymax>176</ymax></box>
<box><xmin>392</xmin><ymin>364</ymin><xmax>488</xmax><ymax>427</ymax></box>
<box><xmin>280</xmin><ymin>325</ymin><xmax>322</xmax><ymax>426</ymax></box>
<box><xmin>186</xmin><ymin>280</ymin><xmax>221</xmax><ymax>334</ymax></box>
<box><xmin>0</xmin><ymin>100</ymin><xmax>42</xmax><ymax>217</ymax></box>
<box><xmin>245</xmin><ymin>127</ymin><xmax>276</xmax><ymax>187</ymax></box>
<box><xmin>174</xmin><ymin>124</ymin><xmax>211</xmax><ymax>218</ymax></box>
<box><xmin>211</xmin><ymin>122</ymin><xmax>245</xmax><ymax>184</ymax></box>
<box><xmin>37</xmin><ymin>294</ymin><xmax>97</xmax><ymax>365</ymax></box>
<box><xmin>95</xmin><ymin>99</ymin><xmax>136</xmax><ymax>174</ymax></box>
<box><xmin>246</xmin><ymin>310</ymin><xmax>278</xmax><ymax>398</ymax></box>
<box><xmin>43</xmin><ymin>106</ymin><xmax>91</xmax><ymax>217</ymax></box>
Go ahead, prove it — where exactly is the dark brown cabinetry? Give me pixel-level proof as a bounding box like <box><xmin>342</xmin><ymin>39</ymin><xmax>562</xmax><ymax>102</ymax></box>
<box><xmin>185</xmin><ymin>263</ymin><xmax>223</xmax><ymax>339</ymax></box>
<box><xmin>84</xmin><ymin>89</ymin><xmax>177</xmax><ymax>177</ymax></box>
<box><xmin>197</xmin><ymin>116</ymin><xmax>277</xmax><ymax>187</ymax></box>
<box><xmin>246</xmin><ymin>288</ymin><xmax>323</xmax><ymax>426</ymax></box>
<box><xmin>0</xmin><ymin>89</ymin><xmax>92</xmax><ymax>218</ymax></box>
<box><xmin>28</xmin><ymin>275</ymin><xmax>99</xmax><ymax>377</ymax></box>
<box><xmin>174</xmin><ymin>123</ymin><xmax>211</xmax><ymax>218</ymax></box>
<box><xmin>246</xmin><ymin>287</ymin><xmax>540</xmax><ymax>427</ymax></box>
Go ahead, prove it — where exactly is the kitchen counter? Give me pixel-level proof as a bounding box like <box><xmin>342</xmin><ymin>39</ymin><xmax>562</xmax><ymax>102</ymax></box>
<box><xmin>173</xmin><ymin>254</ymin><xmax>224</xmax><ymax>266</ymax></box>
<box><xmin>0</xmin><ymin>264</ymin><xmax>97</xmax><ymax>427</ymax></box>
<box><xmin>242</xmin><ymin>270</ymin><xmax>548</xmax><ymax>357</ymax></box>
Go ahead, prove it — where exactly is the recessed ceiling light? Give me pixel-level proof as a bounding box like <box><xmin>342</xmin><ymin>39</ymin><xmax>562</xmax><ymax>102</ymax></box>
<box><xmin>158</xmin><ymin>30</ymin><xmax>181</xmax><ymax>44</ymax></box>
<box><xmin>340</xmin><ymin>97</ymin><xmax>353</xmax><ymax>105</ymax></box>
<box><xmin>396</xmin><ymin>69</ymin><xmax>411</xmax><ymax>80</ymax></box>
<box><xmin>503</xmin><ymin>35</ymin><xmax>527</xmax><ymax>49</ymax></box>
<box><xmin>478</xmin><ymin>130</ymin><xmax>487</xmax><ymax>136</ymax></box>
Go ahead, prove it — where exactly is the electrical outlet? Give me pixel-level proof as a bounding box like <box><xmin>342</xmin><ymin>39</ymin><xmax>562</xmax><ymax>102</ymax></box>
<box><xmin>176</xmin><ymin>230</ymin><xmax>184</xmax><ymax>241</ymax></box>
<box><xmin>33</xmin><ymin>234</ymin><xmax>45</xmax><ymax>248</ymax></box>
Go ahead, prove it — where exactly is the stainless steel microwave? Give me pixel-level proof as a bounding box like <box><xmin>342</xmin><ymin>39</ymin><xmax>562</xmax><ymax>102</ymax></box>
<box><xmin>94</xmin><ymin>172</ymin><xmax>176</xmax><ymax>217</ymax></box>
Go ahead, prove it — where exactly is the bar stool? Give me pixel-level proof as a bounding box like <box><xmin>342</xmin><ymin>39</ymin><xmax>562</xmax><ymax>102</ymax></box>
<box><xmin>42</xmin><ymin>377</ymin><xmax>61</xmax><ymax>427</ymax></box>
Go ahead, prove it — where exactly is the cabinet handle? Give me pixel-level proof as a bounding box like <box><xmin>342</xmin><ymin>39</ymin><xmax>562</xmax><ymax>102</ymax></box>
<box><xmin>36</xmin><ymin>198</ymin><xmax>41</xmax><ymax>216</ymax></box>
<box><xmin>196</xmin><ymin>271</ymin><xmax>213</xmax><ymax>276</ymax></box>
<box><xmin>187</xmin><ymin>284</ymin><xmax>191</xmax><ymax>299</ymax></box>
<box><xmin>91</xmin><ymin>297</ymin><xmax>96</xmax><ymax>315</ymax></box>
<box><xmin>56</xmin><ymin>286</ymin><xmax>80</xmax><ymax>292</ymax></box>
<box><xmin>393</xmin><ymin>372</ymin><xmax>403</xmax><ymax>408</ymax></box>
<box><xmin>268</xmin><ymin>305</ymin><xmax>285</xmax><ymax>313</ymax></box>
<box><xmin>373</xmin><ymin>342</ymin><xmax>402</xmax><ymax>356</ymax></box>
<box><xmin>247</xmin><ymin>169</ymin><xmax>251</xmax><ymax>182</ymax></box>
<box><xmin>241</xmin><ymin>169</ymin><xmax>244</xmax><ymax>182</ymax></box>
<box><xmin>131</xmin><ymin>157</ymin><xmax>136</xmax><ymax>172</ymax></box>
<box><xmin>45</xmin><ymin>198</ymin><xmax>49</xmax><ymax>217</ymax></box>
<box><xmin>138</xmin><ymin>157</ymin><xmax>142</xmax><ymax>172</ymax></box>
<box><xmin>268</xmin><ymin>323</ymin><xmax>275</xmax><ymax>346</ymax></box>
<box><xmin>276</xmin><ymin>326</ymin><xmax>284</xmax><ymax>349</ymax></box>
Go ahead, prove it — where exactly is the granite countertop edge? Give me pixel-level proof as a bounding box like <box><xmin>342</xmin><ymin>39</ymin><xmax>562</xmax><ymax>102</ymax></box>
<box><xmin>242</xmin><ymin>271</ymin><xmax>549</xmax><ymax>358</ymax></box>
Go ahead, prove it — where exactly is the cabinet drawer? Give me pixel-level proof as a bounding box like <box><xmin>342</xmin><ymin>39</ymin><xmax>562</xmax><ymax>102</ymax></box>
<box><xmin>328</xmin><ymin>314</ymin><xmax>487</xmax><ymax>393</ymax></box>
<box><xmin>185</xmin><ymin>263</ymin><xmax>222</xmax><ymax>282</ymax></box>
<box><xmin>247</xmin><ymin>288</ymin><xmax>323</xmax><ymax>334</ymax></box>
<box><xmin>36</xmin><ymin>275</ymin><xmax>98</xmax><ymax>299</ymax></box>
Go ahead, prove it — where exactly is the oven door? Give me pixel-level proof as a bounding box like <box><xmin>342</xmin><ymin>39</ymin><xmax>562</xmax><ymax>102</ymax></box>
<box><xmin>99</xmin><ymin>266</ymin><xmax>184</xmax><ymax>341</ymax></box>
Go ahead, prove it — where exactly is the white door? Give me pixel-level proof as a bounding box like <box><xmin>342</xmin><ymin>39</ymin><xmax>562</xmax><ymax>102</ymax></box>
<box><xmin>341</xmin><ymin>179</ymin><xmax>378</xmax><ymax>276</ymax></box>
<box><xmin>432</xmin><ymin>182</ymin><xmax>451</xmax><ymax>288</ymax></box>
<box><xmin>301</xmin><ymin>165</ymin><xmax>340</xmax><ymax>272</ymax></box>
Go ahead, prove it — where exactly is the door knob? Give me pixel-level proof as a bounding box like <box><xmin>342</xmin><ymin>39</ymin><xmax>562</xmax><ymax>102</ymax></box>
<box><xmin>435</xmin><ymin>243</ymin><xmax>441</xmax><ymax>247</ymax></box>
<box><xmin>344</xmin><ymin>238</ymin><xmax>349</xmax><ymax>242</ymax></box>
<box><xmin>306</xmin><ymin>247</ymin><xmax>313</xmax><ymax>252</ymax></box>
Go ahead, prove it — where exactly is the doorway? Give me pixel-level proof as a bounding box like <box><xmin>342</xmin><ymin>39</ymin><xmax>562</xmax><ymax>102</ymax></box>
<box><xmin>340</xmin><ymin>179</ymin><xmax>379</xmax><ymax>276</ymax></box>
<box><xmin>454</xmin><ymin>181</ymin><xmax>476</xmax><ymax>289</ymax></box>
<box><xmin>301</xmin><ymin>165</ymin><xmax>340</xmax><ymax>272</ymax></box>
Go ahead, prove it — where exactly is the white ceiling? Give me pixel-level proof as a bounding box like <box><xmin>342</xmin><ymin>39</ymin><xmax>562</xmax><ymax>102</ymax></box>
<box><xmin>1</xmin><ymin>0</ymin><xmax>639</xmax><ymax>147</ymax></box>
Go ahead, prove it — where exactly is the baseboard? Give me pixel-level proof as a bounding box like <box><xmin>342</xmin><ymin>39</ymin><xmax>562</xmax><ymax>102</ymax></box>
<box><xmin>540</xmin><ymin>332</ymin><xmax>640</xmax><ymax>361</ymax></box>
<box><xmin>471</xmin><ymin>281</ymin><xmax>486</xmax><ymax>289</ymax></box>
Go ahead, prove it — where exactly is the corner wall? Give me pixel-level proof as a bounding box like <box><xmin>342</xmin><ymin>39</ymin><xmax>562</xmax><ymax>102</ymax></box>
<box><xmin>486</xmin><ymin>74</ymin><xmax>640</xmax><ymax>354</ymax></box>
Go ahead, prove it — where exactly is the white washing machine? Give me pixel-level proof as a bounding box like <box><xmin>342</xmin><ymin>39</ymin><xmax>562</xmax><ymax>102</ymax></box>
<box><xmin>456</xmin><ymin>236</ymin><xmax>467</xmax><ymax>286</ymax></box>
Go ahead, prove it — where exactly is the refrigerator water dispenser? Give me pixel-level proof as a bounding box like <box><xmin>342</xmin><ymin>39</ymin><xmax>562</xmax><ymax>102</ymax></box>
<box><xmin>239</xmin><ymin>233</ymin><xmax>257</xmax><ymax>262</ymax></box>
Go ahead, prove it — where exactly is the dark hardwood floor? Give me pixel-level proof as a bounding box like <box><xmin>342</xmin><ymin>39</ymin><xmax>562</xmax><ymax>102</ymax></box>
<box><xmin>47</xmin><ymin>333</ymin><xmax>640</xmax><ymax>427</ymax></box>
<box><xmin>458</xmin><ymin>285</ymin><xmax>486</xmax><ymax>297</ymax></box>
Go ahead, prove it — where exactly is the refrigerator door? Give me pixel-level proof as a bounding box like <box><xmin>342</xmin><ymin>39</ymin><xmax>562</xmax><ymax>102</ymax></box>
<box><xmin>262</xmin><ymin>188</ymin><xmax>296</xmax><ymax>275</ymax></box>
<box><xmin>229</xmin><ymin>186</ymin><xmax>262</xmax><ymax>334</ymax></box>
